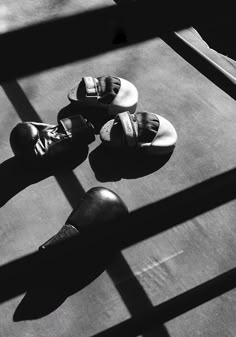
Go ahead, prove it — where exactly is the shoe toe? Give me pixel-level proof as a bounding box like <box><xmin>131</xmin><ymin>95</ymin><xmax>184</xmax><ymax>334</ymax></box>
<box><xmin>10</xmin><ymin>123</ymin><xmax>39</xmax><ymax>157</ymax></box>
<box><xmin>146</xmin><ymin>114</ymin><xmax>177</xmax><ymax>155</ymax></box>
<box><xmin>108</xmin><ymin>77</ymin><xmax>138</xmax><ymax>114</ymax></box>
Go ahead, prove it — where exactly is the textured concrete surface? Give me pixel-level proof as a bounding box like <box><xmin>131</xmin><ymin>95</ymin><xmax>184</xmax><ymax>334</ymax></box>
<box><xmin>0</xmin><ymin>1</ymin><xmax>236</xmax><ymax>337</ymax></box>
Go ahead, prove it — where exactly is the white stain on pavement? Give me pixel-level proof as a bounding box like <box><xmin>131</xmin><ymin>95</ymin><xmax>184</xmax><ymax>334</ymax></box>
<box><xmin>134</xmin><ymin>250</ymin><xmax>184</xmax><ymax>277</ymax></box>
<box><xmin>114</xmin><ymin>250</ymin><xmax>184</xmax><ymax>286</ymax></box>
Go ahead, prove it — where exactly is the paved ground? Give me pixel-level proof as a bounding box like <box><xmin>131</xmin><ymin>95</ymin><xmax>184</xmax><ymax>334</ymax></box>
<box><xmin>0</xmin><ymin>1</ymin><xmax>236</xmax><ymax>337</ymax></box>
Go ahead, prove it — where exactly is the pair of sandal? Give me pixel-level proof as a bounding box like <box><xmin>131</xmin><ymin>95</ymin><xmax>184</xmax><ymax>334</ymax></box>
<box><xmin>10</xmin><ymin>76</ymin><xmax>177</xmax><ymax>161</ymax></box>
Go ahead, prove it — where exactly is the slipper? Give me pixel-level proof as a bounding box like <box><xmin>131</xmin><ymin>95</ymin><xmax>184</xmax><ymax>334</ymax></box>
<box><xmin>68</xmin><ymin>75</ymin><xmax>138</xmax><ymax>116</ymax></box>
<box><xmin>99</xmin><ymin>111</ymin><xmax>177</xmax><ymax>155</ymax></box>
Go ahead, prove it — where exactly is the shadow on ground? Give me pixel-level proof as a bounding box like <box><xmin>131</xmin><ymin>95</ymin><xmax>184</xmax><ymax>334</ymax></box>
<box><xmin>0</xmin><ymin>149</ymin><xmax>88</xmax><ymax>207</ymax></box>
<box><xmin>89</xmin><ymin>144</ymin><xmax>173</xmax><ymax>182</ymax></box>
<box><xmin>13</xmin><ymin>236</ymin><xmax>116</xmax><ymax>321</ymax></box>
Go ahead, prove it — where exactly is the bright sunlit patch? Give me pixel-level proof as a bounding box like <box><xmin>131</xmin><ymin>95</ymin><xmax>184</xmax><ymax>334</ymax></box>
<box><xmin>0</xmin><ymin>5</ymin><xmax>10</xmax><ymax>33</ymax></box>
<box><xmin>100</xmin><ymin>188</ymin><xmax>118</xmax><ymax>201</ymax></box>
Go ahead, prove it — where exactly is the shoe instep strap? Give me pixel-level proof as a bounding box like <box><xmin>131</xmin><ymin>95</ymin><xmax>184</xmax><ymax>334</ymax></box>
<box><xmin>83</xmin><ymin>77</ymin><xmax>99</xmax><ymax>101</ymax></box>
<box><xmin>118</xmin><ymin>111</ymin><xmax>138</xmax><ymax>148</ymax></box>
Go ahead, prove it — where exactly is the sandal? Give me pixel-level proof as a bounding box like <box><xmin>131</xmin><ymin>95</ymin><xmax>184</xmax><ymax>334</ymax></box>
<box><xmin>99</xmin><ymin>111</ymin><xmax>177</xmax><ymax>155</ymax></box>
<box><xmin>67</xmin><ymin>75</ymin><xmax>138</xmax><ymax>115</ymax></box>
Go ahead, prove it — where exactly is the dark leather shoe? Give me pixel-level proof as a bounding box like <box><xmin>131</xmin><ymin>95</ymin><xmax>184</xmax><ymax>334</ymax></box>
<box><xmin>39</xmin><ymin>187</ymin><xmax>128</xmax><ymax>249</ymax></box>
<box><xmin>10</xmin><ymin>115</ymin><xmax>95</xmax><ymax>161</ymax></box>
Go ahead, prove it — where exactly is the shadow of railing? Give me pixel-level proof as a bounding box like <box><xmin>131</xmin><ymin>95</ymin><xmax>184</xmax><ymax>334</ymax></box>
<box><xmin>107</xmin><ymin>253</ymin><xmax>171</xmax><ymax>337</ymax></box>
<box><xmin>0</xmin><ymin>167</ymin><xmax>235</xmax><ymax>304</ymax></box>
<box><xmin>1</xmin><ymin>81</ymin><xmax>42</xmax><ymax>122</ymax></box>
<box><xmin>113</xmin><ymin>167</ymin><xmax>236</xmax><ymax>250</ymax></box>
<box><xmin>1</xmin><ymin>81</ymin><xmax>236</xmax><ymax>334</ymax></box>
<box><xmin>89</xmin><ymin>266</ymin><xmax>236</xmax><ymax>337</ymax></box>
<box><xmin>0</xmin><ymin>5</ymin><xmax>235</xmax><ymax>333</ymax></box>
<box><xmin>0</xmin><ymin>2</ymin><xmax>234</xmax><ymax>83</ymax></box>
<box><xmin>161</xmin><ymin>32</ymin><xmax>236</xmax><ymax>100</ymax></box>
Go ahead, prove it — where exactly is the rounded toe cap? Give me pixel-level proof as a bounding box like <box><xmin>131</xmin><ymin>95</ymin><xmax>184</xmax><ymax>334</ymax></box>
<box><xmin>147</xmin><ymin>114</ymin><xmax>177</xmax><ymax>155</ymax></box>
<box><xmin>10</xmin><ymin>122</ymin><xmax>39</xmax><ymax>156</ymax></box>
<box><xmin>109</xmin><ymin>77</ymin><xmax>138</xmax><ymax>113</ymax></box>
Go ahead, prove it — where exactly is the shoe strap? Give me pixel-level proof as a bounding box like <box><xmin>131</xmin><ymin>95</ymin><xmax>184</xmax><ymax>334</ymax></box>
<box><xmin>118</xmin><ymin>111</ymin><xmax>138</xmax><ymax>148</ymax></box>
<box><xmin>83</xmin><ymin>77</ymin><xmax>99</xmax><ymax>101</ymax></box>
<box><xmin>59</xmin><ymin>115</ymin><xmax>95</xmax><ymax>143</ymax></box>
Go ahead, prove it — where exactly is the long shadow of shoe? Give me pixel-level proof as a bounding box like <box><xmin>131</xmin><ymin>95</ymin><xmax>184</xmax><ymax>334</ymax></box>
<box><xmin>0</xmin><ymin>147</ymin><xmax>88</xmax><ymax>207</ymax></box>
<box><xmin>89</xmin><ymin>144</ymin><xmax>173</xmax><ymax>182</ymax></box>
<box><xmin>13</xmin><ymin>287</ymin><xmax>68</xmax><ymax>320</ymax></box>
<box><xmin>13</xmin><ymin>263</ymin><xmax>108</xmax><ymax>321</ymax></box>
<box><xmin>13</xmin><ymin>236</ymin><xmax>116</xmax><ymax>321</ymax></box>
<box><xmin>58</xmin><ymin>103</ymin><xmax>115</xmax><ymax>134</ymax></box>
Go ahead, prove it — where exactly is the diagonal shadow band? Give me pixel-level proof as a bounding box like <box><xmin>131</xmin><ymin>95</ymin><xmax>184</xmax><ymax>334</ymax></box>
<box><xmin>89</xmin><ymin>266</ymin><xmax>236</xmax><ymax>337</ymax></box>
<box><xmin>0</xmin><ymin>167</ymin><xmax>235</xmax><ymax>303</ymax></box>
<box><xmin>0</xmin><ymin>2</ymin><xmax>234</xmax><ymax>83</ymax></box>
<box><xmin>0</xmin><ymin>235</ymin><xmax>235</xmax><ymax>330</ymax></box>
<box><xmin>1</xmin><ymin>82</ymin><xmax>42</xmax><ymax>122</ymax></box>
<box><xmin>161</xmin><ymin>32</ymin><xmax>236</xmax><ymax>100</ymax></box>
<box><xmin>106</xmin><ymin>253</ymin><xmax>171</xmax><ymax>337</ymax></box>
<box><xmin>104</xmin><ymin>167</ymin><xmax>236</xmax><ymax>251</ymax></box>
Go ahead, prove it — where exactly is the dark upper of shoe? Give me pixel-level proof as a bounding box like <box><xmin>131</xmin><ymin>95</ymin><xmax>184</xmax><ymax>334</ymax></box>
<box><xmin>10</xmin><ymin>116</ymin><xmax>95</xmax><ymax>160</ymax></box>
<box><xmin>76</xmin><ymin>76</ymin><xmax>121</xmax><ymax>104</ymax></box>
<box><xmin>135</xmin><ymin>112</ymin><xmax>160</xmax><ymax>143</ymax></box>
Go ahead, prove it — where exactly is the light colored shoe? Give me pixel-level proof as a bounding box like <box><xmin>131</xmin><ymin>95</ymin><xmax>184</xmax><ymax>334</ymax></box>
<box><xmin>100</xmin><ymin>111</ymin><xmax>177</xmax><ymax>155</ymax></box>
<box><xmin>68</xmin><ymin>75</ymin><xmax>138</xmax><ymax>116</ymax></box>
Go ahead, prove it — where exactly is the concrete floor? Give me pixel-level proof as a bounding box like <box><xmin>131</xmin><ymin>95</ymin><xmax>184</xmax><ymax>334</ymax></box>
<box><xmin>0</xmin><ymin>1</ymin><xmax>236</xmax><ymax>337</ymax></box>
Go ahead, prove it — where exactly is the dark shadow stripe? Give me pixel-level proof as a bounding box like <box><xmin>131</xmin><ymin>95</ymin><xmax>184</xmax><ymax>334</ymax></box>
<box><xmin>2</xmin><ymin>80</ymin><xmax>85</xmax><ymax>207</ymax></box>
<box><xmin>161</xmin><ymin>32</ymin><xmax>236</xmax><ymax>100</ymax></box>
<box><xmin>0</xmin><ymin>2</ymin><xmax>234</xmax><ymax>83</ymax></box>
<box><xmin>109</xmin><ymin>167</ymin><xmax>236</xmax><ymax>250</ymax></box>
<box><xmin>90</xmin><ymin>267</ymin><xmax>236</xmax><ymax>337</ymax></box>
<box><xmin>1</xmin><ymin>82</ymin><xmax>42</xmax><ymax>122</ymax></box>
<box><xmin>108</xmin><ymin>254</ymin><xmax>153</xmax><ymax>315</ymax></box>
<box><xmin>0</xmin><ymin>168</ymin><xmax>235</xmax><ymax>303</ymax></box>
<box><xmin>54</xmin><ymin>170</ymin><xmax>85</xmax><ymax>209</ymax></box>
<box><xmin>107</xmin><ymin>253</ymin><xmax>171</xmax><ymax>337</ymax></box>
<box><xmin>0</xmin><ymin>243</ymin><xmax>235</xmax><ymax>329</ymax></box>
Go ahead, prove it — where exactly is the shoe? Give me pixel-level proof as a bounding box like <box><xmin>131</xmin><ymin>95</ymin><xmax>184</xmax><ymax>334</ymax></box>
<box><xmin>10</xmin><ymin>115</ymin><xmax>95</xmax><ymax>161</ymax></box>
<box><xmin>58</xmin><ymin>75</ymin><xmax>138</xmax><ymax>132</ymax></box>
<box><xmin>99</xmin><ymin>111</ymin><xmax>177</xmax><ymax>155</ymax></box>
<box><xmin>68</xmin><ymin>75</ymin><xmax>138</xmax><ymax>115</ymax></box>
<box><xmin>39</xmin><ymin>187</ymin><xmax>128</xmax><ymax>249</ymax></box>
<box><xmin>38</xmin><ymin>187</ymin><xmax>128</xmax><ymax>291</ymax></box>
